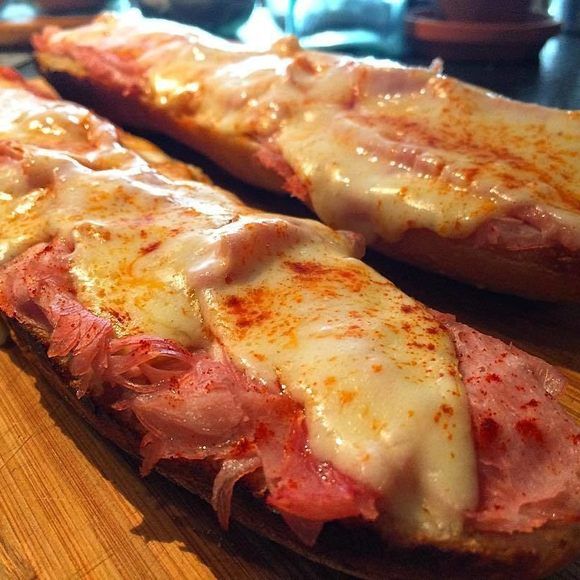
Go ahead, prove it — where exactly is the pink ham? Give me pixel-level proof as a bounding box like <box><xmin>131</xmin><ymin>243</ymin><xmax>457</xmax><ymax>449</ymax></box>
<box><xmin>0</xmin><ymin>239</ymin><xmax>378</xmax><ymax>540</ymax></box>
<box><xmin>0</xmin><ymin>67</ymin><xmax>55</xmax><ymax>99</ymax></box>
<box><xmin>0</xmin><ymin>241</ymin><xmax>113</xmax><ymax>395</ymax></box>
<box><xmin>45</xmin><ymin>295</ymin><xmax>112</xmax><ymax>392</ymax></box>
<box><xmin>106</xmin><ymin>335</ymin><xmax>195</xmax><ymax>392</ymax></box>
<box><xmin>124</xmin><ymin>358</ymin><xmax>379</xmax><ymax>535</ymax></box>
<box><xmin>256</xmin><ymin>145</ymin><xmax>310</xmax><ymax>203</ymax></box>
<box><xmin>442</xmin><ymin>318</ymin><xmax>579</xmax><ymax>532</ymax></box>
<box><xmin>469</xmin><ymin>206</ymin><xmax>580</xmax><ymax>253</ymax></box>
<box><xmin>122</xmin><ymin>359</ymin><xmax>256</xmax><ymax>475</ymax></box>
<box><xmin>0</xmin><ymin>239</ymin><xmax>577</xmax><ymax>541</ymax></box>
<box><xmin>33</xmin><ymin>31</ymin><xmax>144</xmax><ymax>99</ymax></box>
<box><xmin>212</xmin><ymin>456</ymin><xmax>262</xmax><ymax>528</ymax></box>
<box><xmin>0</xmin><ymin>241</ymin><xmax>71</xmax><ymax>322</ymax></box>
<box><xmin>262</xmin><ymin>413</ymin><xmax>379</xmax><ymax>522</ymax></box>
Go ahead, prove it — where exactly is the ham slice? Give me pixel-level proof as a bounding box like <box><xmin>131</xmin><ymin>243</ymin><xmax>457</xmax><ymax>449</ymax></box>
<box><xmin>1</xmin><ymin>238</ymin><xmax>576</xmax><ymax>541</ymax></box>
<box><xmin>263</xmin><ymin>413</ymin><xmax>379</xmax><ymax>523</ymax></box>
<box><xmin>106</xmin><ymin>335</ymin><xmax>195</xmax><ymax>393</ymax></box>
<box><xmin>212</xmin><ymin>456</ymin><xmax>262</xmax><ymax>528</ymax></box>
<box><xmin>442</xmin><ymin>319</ymin><xmax>579</xmax><ymax>532</ymax></box>
<box><xmin>0</xmin><ymin>239</ymin><xmax>378</xmax><ymax>540</ymax></box>
<box><xmin>0</xmin><ymin>241</ymin><xmax>113</xmax><ymax>396</ymax></box>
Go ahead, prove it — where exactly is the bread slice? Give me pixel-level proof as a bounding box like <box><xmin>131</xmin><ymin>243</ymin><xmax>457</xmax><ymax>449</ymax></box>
<box><xmin>35</xmin><ymin>33</ymin><xmax>580</xmax><ymax>303</ymax></box>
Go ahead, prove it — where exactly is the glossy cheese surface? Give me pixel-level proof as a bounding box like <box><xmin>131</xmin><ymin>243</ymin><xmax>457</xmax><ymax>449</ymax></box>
<box><xmin>42</xmin><ymin>13</ymin><xmax>580</xmax><ymax>245</ymax></box>
<box><xmin>200</xmin><ymin>246</ymin><xmax>475</xmax><ymax>535</ymax></box>
<box><xmin>0</xmin><ymin>81</ymin><xmax>477</xmax><ymax>538</ymax></box>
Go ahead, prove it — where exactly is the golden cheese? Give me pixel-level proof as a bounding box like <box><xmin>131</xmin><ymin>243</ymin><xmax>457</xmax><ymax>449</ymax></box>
<box><xmin>46</xmin><ymin>12</ymin><xmax>579</xmax><ymax>245</ymax></box>
<box><xmin>0</xmin><ymin>80</ymin><xmax>477</xmax><ymax>538</ymax></box>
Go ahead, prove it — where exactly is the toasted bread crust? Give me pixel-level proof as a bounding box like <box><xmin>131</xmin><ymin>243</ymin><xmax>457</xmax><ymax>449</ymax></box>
<box><xmin>36</xmin><ymin>57</ymin><xmax>283</xmax><ymax>194</ymax></box>
<box><xmin>3</xmin><ymin>311</ymin><xmax>579</xmax><ymax>579</ymax></box>
<box><xmin>36</xmin><ymin>53</ymin><xmax>580</xmax><ymax>304</ymax></box>
<box><xmin>376</xmin><ymin>229</ymin><xmax>580</xmax><ymax>303</ymax></box>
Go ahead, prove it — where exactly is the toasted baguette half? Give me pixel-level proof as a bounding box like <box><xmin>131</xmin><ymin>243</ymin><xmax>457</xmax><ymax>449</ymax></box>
<box><xmin>35</xmin><ymin>27</ymin><xmax>580</xmax><ymax>303</ymax></box>
<box><xmin>0</xmin><ymin>122</ymin><xmax>578</xmax><ymax>579</ymax></box>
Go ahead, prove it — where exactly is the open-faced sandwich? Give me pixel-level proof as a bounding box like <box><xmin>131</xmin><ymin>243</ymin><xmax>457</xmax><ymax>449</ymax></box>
<box><xmin>34</xmin><ymin>12</ymin><xmax>580</xmax><ymax>302</ymax></box>
<box><xmin>0</xmin><ymin>69</ymin><xmax>578</xmax><ymax>577</ymax></box>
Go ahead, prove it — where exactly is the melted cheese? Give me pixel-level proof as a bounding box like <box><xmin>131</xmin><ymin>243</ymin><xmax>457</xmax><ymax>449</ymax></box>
<box><xmin>46</xmin><ymin>13</ymin><xmax>580</xmax><ymax>245</ymax></box>
<box><xmin>0</xmin><ymin>82</ymin><xmax>477</xmax><ymax>539</ymax></box>
<box><xmin>199</xmin><ymin>247</ymin><xmax>475</xmax><ymax>535</ymax></box>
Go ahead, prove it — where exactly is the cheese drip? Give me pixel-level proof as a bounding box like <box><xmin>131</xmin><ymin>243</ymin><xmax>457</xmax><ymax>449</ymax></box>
<box><xmin>0</xmin><ymin>83</ymin><xmax>477</xmax><ymax>538</ymax></box>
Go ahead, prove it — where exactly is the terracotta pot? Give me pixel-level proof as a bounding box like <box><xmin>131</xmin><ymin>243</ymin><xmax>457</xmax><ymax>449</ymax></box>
<box><xmin>438</xmin><ymin>0</ymin><xmax>534</xmax><ymax>22</ymax></box>
<box><xmin>35</xmin><ymin>0</ymin><xmax>107</xmax><ymax>14</ymax></box>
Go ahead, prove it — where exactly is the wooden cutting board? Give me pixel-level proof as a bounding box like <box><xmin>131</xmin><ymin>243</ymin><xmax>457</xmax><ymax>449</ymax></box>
<box><xmin>0</xmin><ymin>165</ymin><xmax>579</xmax><ymax>579</ymax></box>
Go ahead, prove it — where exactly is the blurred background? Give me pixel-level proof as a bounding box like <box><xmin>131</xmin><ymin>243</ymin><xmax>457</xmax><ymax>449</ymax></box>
<box><xmin>1</xmin><ymin>1</ymin><xmax>578</xmax><ymax>52</ymax></box>
<box><xmin>0</xmin><ymin>0</ymin><xmax>578</xmax><ymax>107</ymax></box>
